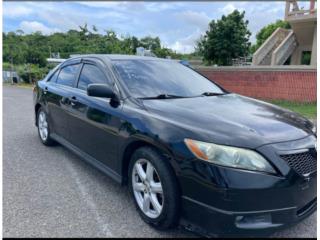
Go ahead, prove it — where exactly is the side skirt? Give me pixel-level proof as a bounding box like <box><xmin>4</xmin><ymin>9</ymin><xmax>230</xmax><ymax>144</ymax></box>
<box><xmin>51</xmin><ymin>133</ymin><xmax>122</xmax><ymax>184</ymax></box>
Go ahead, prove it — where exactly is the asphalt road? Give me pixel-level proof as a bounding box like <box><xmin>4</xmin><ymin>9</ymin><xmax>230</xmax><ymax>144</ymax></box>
<box><xmin>3</xmin><ymin>86</ymin><xmax>316</xmax><ymax>238</ymax></box>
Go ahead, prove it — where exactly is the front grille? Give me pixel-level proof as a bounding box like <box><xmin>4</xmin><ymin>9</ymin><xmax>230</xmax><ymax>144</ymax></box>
<box><xmin>280</xmin><ymin>150</ymin><xmax>317</xmax><ymax>176</ymax></box>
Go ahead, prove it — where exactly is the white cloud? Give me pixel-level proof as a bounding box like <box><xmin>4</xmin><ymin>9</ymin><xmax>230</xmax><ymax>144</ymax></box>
<box><xmin>176</xmin><ymin>11</ymin><xmax>210</xmax><ymax>30</ymax></box>
<box><xmin>78</xmin><ymin>1</ymin><xmax>181</xmax><ymax>12</ymax></box>
<box><xmin>219</xmin><ymin>3</ymin><xmax>244</xmax><ymax>15</ymax></box>
<box><xmin>19</xmin><ymin>21</ymin><xmax>61</xmax><ymax>34</ymax></box>
<box><xmin>4</xmin><ymin>2</ymin><xmax>292</xmax><ymax>53</ymax></box>
<box><xmin>24</xmin><ymin>2</ymin><xmax>131</xmax><ymax>32</ymax></box>
<box><xmin>77</xmin><ymin>2</ymin><xmax>130</xmax><ymax>9</ymax></box>
<box><xmin>37</xmin><ymin>10</ymin><xmax>85</xmax><ymax>30</ymax></box>
<box><xmin>77</xmin><ymin>1</ymin><xmax>144</xmax><ymax>12</ymax></box>
<box><xmin>3</xmin><ymin>5</ymin><xmax>33</xmax><ymax>18</ymax></box>
<box><xmin>167</xmin><ymin>30</ymin><xmax>202</xmax><ymax>54</ymax></box>
<box><xmin>78</xmin><ymin>2</ymin><xmax>122</xmax><ymax>8</ymax></box>
<box><xmin>94</xmin><ymin>11</ymin><xmax>127</xmax><ymax>20</ymax></box>
<box><xmin>241</xmin><ymin>2</ymin><xmax>284</xmax><ymax>42</ymax></box>
<box><xmin>168</xmin><ymin>41</ymin><xmax>191</xmax><ymax>54</ymax></box>
<box><xmin>144</xmin><ymin>2</ymin><xmax>182</xmax><ymax>12</ymax></box>
<box><xmin>219</xmin><ymin>3</ymin><xmax>236</xmax><ymax>15</ymax></box>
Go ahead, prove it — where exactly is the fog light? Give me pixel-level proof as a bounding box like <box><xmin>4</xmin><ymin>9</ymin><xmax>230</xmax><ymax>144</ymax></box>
<box><xmin>235</xmin><ymin>214</ymin><xmax>272</xmax><ymax>229</ymax></box>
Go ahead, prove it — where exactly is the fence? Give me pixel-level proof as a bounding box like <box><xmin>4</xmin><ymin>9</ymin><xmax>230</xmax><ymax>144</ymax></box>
<box><xmin>196</xmin><ymin>66</ymin><xmax>316</xmax><ymax>103</ymax></box>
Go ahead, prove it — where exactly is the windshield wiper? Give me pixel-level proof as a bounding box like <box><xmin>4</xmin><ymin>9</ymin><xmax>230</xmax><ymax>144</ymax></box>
<box><xmin>201</xmin><ymin>92</ymin><xmax>227</xmax><ymax>97</ymax></box>
<box><xmin>139</xmin><ymin>92</ymin><xmax>227</xmax><ymax>99</ymax></box>
<box><xmin>139</xmin><ymin>94</ymin><xmax>187</xmax><ymax>100</ymax></box>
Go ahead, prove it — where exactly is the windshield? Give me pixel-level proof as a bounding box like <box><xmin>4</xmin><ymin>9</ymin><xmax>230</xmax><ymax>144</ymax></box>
<box><xmin>112</xmin><ymin>59</ymin><xmax>224</xmax><ymax>98</ymax></box>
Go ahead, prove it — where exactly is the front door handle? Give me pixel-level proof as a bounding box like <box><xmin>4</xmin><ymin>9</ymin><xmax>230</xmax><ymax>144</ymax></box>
<box><xmin>43</xmin><ymin>87</ymin><xmax>48</xmax><ymax>94</ymax></box>
<box><xmin>70</xmin><ymin>96</ymin><xmax>78</xmax><ymax>106</ymax></box>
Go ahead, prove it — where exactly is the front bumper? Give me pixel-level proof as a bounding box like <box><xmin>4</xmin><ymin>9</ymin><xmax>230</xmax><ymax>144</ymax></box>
<box><xmin>177</xmin><ymin>135</ymin><xmax>317</xmax><ymax>237</ymax></box>
<box><xmin>180</xmin><ymin>193</ymin><xmax>316</xmax><ymax>237</ymax></box>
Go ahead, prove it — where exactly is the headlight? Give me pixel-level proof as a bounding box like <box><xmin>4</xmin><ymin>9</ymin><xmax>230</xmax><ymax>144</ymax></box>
<box><xmin>184</xmin><ymin>139</ymin><xmax>276</xmax><ymax>174</ymax></box>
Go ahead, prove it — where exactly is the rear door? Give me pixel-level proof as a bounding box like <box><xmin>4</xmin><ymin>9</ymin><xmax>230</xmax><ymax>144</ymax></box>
<box><xmin>66</xmin><ymin>58</ymin><xmax>123</xmax><ymax>170</ymax></box>
<box><xmin>45</xmin><ymin>60</ymin><xmax>81</xmax><ymax>141</ymax></box>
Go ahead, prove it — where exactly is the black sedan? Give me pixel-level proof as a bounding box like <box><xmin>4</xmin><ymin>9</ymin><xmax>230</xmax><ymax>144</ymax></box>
<box><xmin>33</xmin><ymin>54</ymin><xmax>316</xmax><ymax>237</ymax></box>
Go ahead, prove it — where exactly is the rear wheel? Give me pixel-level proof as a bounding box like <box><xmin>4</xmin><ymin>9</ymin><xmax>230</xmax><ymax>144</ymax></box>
<box><xmin>129</xmin><ymin>147</ymin><xmax>180</xmax><ymax>229</ymax></box>
<box><xmin>37</xmin><ymin>107</ymin><xmax>56</xmax><ymax>146</ymax></box>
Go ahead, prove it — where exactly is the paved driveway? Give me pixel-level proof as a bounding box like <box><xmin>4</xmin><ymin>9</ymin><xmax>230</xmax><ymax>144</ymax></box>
<box><xmin>3</xmin><ymin>86</ymin><xmax>316</xmax><ymax>238</ymax></box>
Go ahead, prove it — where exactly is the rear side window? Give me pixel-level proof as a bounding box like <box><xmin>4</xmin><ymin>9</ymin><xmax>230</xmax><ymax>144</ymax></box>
<box><xmin>56</xmin><ymin>64</ymin><xmax>80</xmax><ymax>87</ymax></box>
<box><xmin>77</xmin><ymin>64</ymin><xmax>109</xmax><ymax>91</ymax></box>
<box><xmin>48</xmin><ymin>70</ymin><xmax>59</xmax><ymax>82</ymax></box>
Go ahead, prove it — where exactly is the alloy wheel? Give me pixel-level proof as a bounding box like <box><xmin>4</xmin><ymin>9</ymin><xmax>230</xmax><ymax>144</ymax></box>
<box><xmin>132</xmin><ymin>159</ymin><xmax>164</xmax><ymax>218</ymax></box>
<box><xmin>38</xmin><ymin>111</ymin><xmax>48</xmax><ymax>141</ymax></box>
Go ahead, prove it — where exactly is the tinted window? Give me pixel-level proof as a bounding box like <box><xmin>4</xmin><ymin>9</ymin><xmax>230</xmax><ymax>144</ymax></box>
<box><xmin>56</xmin><ymin>64</ymin><xmax>80</xmax><ymax>87</ymax></box>
<box><xmin>77</xmin><ymin>64</ymin><xmax>108</xmax><ymax>91</ymax></box>
<box><xmin>48</xmin><ymin>70</ymin><xmax>59</xmax><ymax>82</ymax></box>
<box><xmin>112</xmin><ymin>60</ymin><xmax>224</xmax><ymax>98</ymax></box>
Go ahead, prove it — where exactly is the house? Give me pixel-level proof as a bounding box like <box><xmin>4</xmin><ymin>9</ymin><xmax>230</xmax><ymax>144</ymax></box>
<box><xmin>253</xmin><ymin>0</ymin><xmax>317</xmax><ymax>66</ymax></box>
<box><xmin>3</xmin><ymin>70</ymin><xmax>20</xmax><ymax>83</ymax></box>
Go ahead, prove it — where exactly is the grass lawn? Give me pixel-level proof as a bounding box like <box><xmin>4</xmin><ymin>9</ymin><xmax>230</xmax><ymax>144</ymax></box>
<box><xmin>270</xmin><ymin>100</ymin><xmax>317</xmax><ymax>119</ymax></box>
<box><xmin>3</xmin><ymin>82</ymin><xmax>34</xmax><ymax>89</ymax></box>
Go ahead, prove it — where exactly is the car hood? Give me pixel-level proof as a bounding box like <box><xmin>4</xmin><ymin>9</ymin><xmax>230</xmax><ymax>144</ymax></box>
<box><xmin>142</xmin><ymin>94</ymin><xmax>313</xmax><ymax>148</ymax></box>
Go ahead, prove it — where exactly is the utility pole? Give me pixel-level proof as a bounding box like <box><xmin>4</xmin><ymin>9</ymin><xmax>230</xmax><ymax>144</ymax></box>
<box><xmin>10</xmin><ymin>55</ymin><xmax>14</xmax><ymax>85</ymax></box>
<box><xmin>27</xmin><ymin>64</ymin><xmax>31</xmax><ymax>84</ymax></box>
<box><xmin>9</xmin><ymin>44</ymin><xmax>14</xmax><ymax>85</ymax></box>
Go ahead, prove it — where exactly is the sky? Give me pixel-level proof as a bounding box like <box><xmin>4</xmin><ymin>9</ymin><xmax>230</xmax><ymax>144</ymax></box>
<box><xmin>3</xmin><ymin>1</ymin><xmax>300</xmax><ymax>53</ymax></box>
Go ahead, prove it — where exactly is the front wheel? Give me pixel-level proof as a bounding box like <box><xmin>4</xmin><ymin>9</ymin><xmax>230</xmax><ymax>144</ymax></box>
<box><xmin>129</xmin><ymin>147</ymin><xmax>180</xmax><ymax>229</ymax></box>
<box><xmin>37</xmin><ymin>107</ymin><xmax>56</xmax><ymax>146</ymax></box>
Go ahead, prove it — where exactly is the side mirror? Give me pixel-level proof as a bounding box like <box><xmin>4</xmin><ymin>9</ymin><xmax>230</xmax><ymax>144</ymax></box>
<box><xmin>87</xmin><ymin>84</ymin><xmax>120</xmax><ymax>106</ymax></box>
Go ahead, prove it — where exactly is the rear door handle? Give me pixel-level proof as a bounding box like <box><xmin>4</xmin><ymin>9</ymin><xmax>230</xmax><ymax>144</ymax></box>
<box><xmin>60</xmin><ymin>97</ymin><xmax>68</xmax><ymax>105</ymax></box>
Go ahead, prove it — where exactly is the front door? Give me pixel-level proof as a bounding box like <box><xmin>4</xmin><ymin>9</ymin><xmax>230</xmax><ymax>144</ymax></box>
<box><xmin>67</xmin><ymin>60</ymin><xmax>123</xmax><ymax>171</ymax></box>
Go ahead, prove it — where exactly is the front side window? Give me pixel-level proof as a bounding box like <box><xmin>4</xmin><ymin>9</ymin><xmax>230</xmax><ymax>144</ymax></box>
<box><xmin>56</xmin><ymin>64</ymin><xmax>80</xmax><ymax>87</ymax></box>
<box><xmin>112</xmin><ymin>60</ymin><xmax>224</xmax><ymax>98</ymax></box>
<box><xmin>78</xmin><ymin>64</ymin><xmax>109</xmax><ymax>91</ymax></box>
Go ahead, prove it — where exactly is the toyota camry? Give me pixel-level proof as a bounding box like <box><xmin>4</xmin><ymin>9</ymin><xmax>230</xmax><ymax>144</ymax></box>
<box><xmin>33</xmin><ymin>54</ymin><xmax>317</xmax><ymax>237</ymax></box>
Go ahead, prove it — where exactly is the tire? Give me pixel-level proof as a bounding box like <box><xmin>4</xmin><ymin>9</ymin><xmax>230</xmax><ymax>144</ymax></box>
<box><xmin>129</xmin><ymin>146</ymin><xmax>180</xmax><ymax>229</ymax></box>
<box><xmin>37</xmin><ymin>107</ymin><xmax>56</xmax><ymax>146</ymax></box>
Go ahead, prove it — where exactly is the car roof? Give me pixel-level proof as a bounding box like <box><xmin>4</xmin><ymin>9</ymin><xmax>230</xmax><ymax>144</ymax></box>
<box><xmin>68</xmin><ymin>54</ymin><xmax>172</xmax><ymax>62</ymax></box>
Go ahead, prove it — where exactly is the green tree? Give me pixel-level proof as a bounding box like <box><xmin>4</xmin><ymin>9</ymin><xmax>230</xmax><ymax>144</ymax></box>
<box><xmin>197</xmin><ymin>10</ymin><xmax>251</xmax><ymax>66</ymax></box>
<box><xmin>92</xmin><ymin>25</ymin><xmax>98</xmax><ymax>33</ymax></box>
<box><xmin>251</xmin><ymin>20</ymin><xmax>291</xmax><ymax>53</ymax></box>
<box><xmin>3</xmin><ymin>62</ymin><xmax>11</xmax><ymax>70</ymax></box>
<box><xmin>17</xmin><ymin>64</ymin><xmax>49</xmax><ymax>83</ymax></box>
<box><xmin>139</xmin><ymin>36</ymin><xmax>161</xmax><ymax>51</ymax></box>
<box><xmin>3</xmin><ymin>26</ymin><xmax>195</xmax><ymax>80</ymax></box>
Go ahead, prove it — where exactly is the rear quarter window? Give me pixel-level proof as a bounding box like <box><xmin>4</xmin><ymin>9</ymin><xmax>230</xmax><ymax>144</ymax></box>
<box><xmin>48</xmin><ymin>70</ymin><xmax>59</xmax><ymax>82</ymax></box>
<box><xmin>56</xmin><ymin>64</ymin><xmax>80</xmax><ymax>87</ymax></box>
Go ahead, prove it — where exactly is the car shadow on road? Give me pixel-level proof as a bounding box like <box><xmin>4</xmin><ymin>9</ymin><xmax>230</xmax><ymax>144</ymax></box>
<box><xmin>53</xmin><ymin>144</ymin><xmax>198</xmax><ymax>238</ymax></box>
